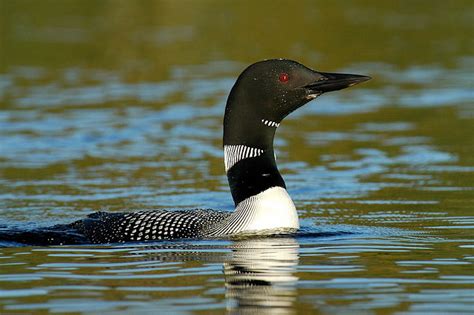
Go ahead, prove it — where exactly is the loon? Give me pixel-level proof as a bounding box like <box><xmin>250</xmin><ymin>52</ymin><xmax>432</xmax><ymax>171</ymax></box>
<box><xmin>1</xmin><ymin>59</ymin><xmax>370</xmax><ymax>245</ymax></box>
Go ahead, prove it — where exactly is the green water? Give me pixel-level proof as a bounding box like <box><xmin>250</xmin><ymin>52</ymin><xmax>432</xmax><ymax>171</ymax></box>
<box><xmin>0</xmin><ymin>1</ymin><xmax>473</xmax><ymax>314</ymax></box>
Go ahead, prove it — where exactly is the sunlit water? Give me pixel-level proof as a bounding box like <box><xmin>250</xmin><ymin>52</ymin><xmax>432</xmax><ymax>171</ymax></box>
<box><xmin>0</xmin><ymin>1</ymin><xmax>473</xmax><ymax>314</ymax></box>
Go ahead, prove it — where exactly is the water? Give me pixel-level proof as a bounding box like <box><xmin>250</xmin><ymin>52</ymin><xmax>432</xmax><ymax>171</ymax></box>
<box><xmin>0</xmin><ymin>1</ymin><xmax>473</xmax><ymax>313</ymax></box>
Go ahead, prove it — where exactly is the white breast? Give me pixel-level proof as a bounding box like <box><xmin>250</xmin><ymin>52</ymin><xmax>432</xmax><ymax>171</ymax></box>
<box><xmin>208</xmin><ymin>186</ymin><xmax>299</xmax><ymax>236</ymax></box>
<box><xmin>236</xmin><ymin>186</ymin><xmax>299</xmax><ymax>232</ymax></box>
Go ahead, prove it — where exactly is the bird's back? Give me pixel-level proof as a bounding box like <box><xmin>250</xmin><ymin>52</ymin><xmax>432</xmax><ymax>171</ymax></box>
<box><xmin>70</xmin><ymin>209</ymin><xmax>231</xmax><ymax>243</ymax></box>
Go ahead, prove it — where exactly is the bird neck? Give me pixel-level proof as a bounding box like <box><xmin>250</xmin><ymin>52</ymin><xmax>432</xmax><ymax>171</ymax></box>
<box><xmin>219</xmin><ymin>141</ymin><xmax>299</xmax><ymax>234</ymax></box>
<box><xmin>224</xmin><ymin>145</ymin><xmax>285</xmax><ymax>205</ymax></box>
<box><xmin>223</xmin><ymin>106</ymin><xmax>286</xmax><ymax>206</ymax></box>
<box><xmin>218</xmin><ymin>96</ymin><xmax>299</xmax><ymax>234</ymax></box>
<box><xmin>221</xmin><ymin>132</ymin><xmax>299</xmax><ymax>234</ymax></box>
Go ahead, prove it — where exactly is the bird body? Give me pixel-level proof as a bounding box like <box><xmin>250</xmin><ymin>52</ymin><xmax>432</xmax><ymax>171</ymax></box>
<box><xmin>1</xmin><ymin>59</ymin><xmax>370</xmax><ymax>245</ymax></box>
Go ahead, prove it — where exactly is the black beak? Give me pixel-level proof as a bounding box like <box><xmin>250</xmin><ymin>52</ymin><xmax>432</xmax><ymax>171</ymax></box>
<box><xmin>305</xmin><ymin>72</ymin><xmax>371</xmax><ymax>94</ymax></box>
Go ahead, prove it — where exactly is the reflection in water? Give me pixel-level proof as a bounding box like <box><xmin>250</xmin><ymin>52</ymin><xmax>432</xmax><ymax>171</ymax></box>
<box><xmin>130</xmin><ymin>237</ymin><xmax>300</xmax><ymax>314</ymax></box>
<box><xmin>224</xmin><ymin>238</ymin><xmax>299</xmax><ymax>314</ymax></box>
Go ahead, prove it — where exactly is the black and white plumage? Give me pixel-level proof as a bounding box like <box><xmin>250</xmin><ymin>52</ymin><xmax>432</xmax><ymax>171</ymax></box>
<box><xmin>224</xmin><ymin>145</ymin><xmax>264</xmax><ymax>171</ymax></box>
<box><xmin>1</xmin><ymin>59</ymin><xmax>370</xmax><ymax>245</ymax></box>
<box><xmin>69</xmin><ymin>210</ymin><xmax>231</xmax><ymax>243</ymax></box>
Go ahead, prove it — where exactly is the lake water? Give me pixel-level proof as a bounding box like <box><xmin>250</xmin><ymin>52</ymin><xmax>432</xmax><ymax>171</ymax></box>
<box><xmin>0</xmin><ymin>1</ymin><xmax>473</xmax><ymax>314</ymax></box>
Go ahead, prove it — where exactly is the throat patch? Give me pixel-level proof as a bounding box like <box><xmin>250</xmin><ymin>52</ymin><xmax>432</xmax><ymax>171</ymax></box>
<box><xmin>261</xmin><ymin>119</ymin><xmax>280</xmax><ymax>128</ymax></box>
<box><xmin>224</xmin><ymin>145</ymin><xmax>264</xmax><ymax>171</ymax></box>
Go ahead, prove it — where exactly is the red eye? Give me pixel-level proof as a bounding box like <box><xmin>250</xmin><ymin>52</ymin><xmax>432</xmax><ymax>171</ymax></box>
<box><xmin>279</xmin><ymin>73</ymin><xmax>289</xmax><ymax>83</ymax></box>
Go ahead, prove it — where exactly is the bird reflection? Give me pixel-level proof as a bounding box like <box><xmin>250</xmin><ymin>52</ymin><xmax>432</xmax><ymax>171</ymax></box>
<box><xmin>224</xmin><ymin>237</ymin><xmax>299</xmax><ymax>314</ymax></box>
<box><xmin>128</xmin><ymin>236</ymin><xmax>300</xmax><ymax>314</ymax></box>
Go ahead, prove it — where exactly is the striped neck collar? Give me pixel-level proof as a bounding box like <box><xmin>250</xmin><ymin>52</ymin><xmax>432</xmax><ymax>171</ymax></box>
<box><xmin>261</xmin><ymin>119</ymin><xmax>280</xmax><ymax>128</ymax></box>
<box><xmin>224</xmin><ymin>144</ymin><xmax>264</xmax><ymax>171</ymax></box>
<box><xmin>224</xmin><ymin>144</ymin><xmax>286</xmax><ymax>205</ymax></box>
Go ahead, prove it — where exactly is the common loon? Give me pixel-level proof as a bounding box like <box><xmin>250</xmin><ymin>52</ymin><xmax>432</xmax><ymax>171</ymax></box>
<box><xmin>1</xmin><ymin>59</ymin><xmax>370</xmax><ymax>245</ymax></box>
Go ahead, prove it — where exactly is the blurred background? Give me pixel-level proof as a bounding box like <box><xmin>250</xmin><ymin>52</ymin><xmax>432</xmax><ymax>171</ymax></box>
<box><xmin>0</xmin><ymin>1</ymin><xmax>473</xmax><ymax>314</ymax></box>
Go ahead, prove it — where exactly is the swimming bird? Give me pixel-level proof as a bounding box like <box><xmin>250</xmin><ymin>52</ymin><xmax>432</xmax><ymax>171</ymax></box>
<box><xmin>1</xmin><ymin>59</ymin><xmax>370</xmax><ymax>245</ymax></box>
